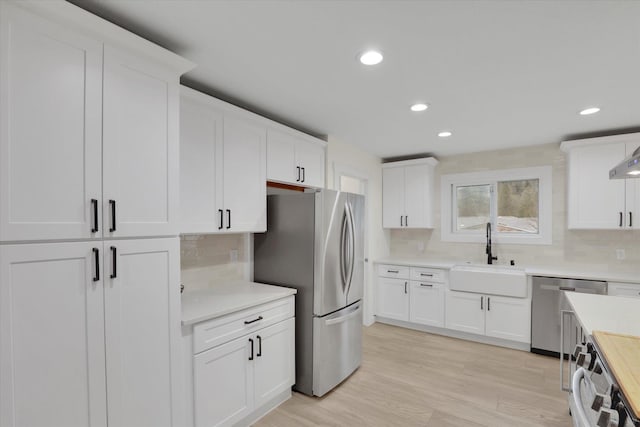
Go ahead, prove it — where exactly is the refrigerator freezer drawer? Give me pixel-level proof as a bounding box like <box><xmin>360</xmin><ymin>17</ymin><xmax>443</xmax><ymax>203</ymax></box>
<box><xmin>312</xmin><ymin>301</ymin><xmax>362</xmax><ymax>397</ymax></box>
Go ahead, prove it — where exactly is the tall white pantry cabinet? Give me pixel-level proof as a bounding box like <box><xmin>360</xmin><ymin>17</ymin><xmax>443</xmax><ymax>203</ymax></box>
<box><xmin>0</xmin><ymin>2</ymin><xmax>194</xmax><ymax>427</ymax></box>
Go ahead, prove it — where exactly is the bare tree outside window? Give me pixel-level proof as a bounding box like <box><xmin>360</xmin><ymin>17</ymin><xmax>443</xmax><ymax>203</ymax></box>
<box><xmin>456</xmin><ymin>184</ymin><xmax>490</xmax><ymax>231</ymax></box>
<box><xmin>497</xmin><ymin>179</ymin><xmax>539</xmax><ymax>233</ymax></box>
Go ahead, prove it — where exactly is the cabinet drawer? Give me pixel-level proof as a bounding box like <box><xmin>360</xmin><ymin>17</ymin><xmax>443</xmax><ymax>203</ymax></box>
<box><xmin>193</xmin><ymin>296</ymin><xmax>294</xmax><ymax>354</ymax></box>
<box><xmin>377</xmin><ymin>264</ymin><xmax>410</xmax><ymax>279</ymax></box>
<box><xmin>608</xmin><ymin>282</ymin><xmax>640</xmax><ymax>299</ymax></box>
<box><xmin>410</xmin><ymin>267</ymin><xmax>446</xmax><ymax>283</ymax></box>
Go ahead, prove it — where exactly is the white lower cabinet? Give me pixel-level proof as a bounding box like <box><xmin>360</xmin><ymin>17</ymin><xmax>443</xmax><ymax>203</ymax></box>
<box><xmin>446</xmin><ymin>290</ymin><xmax>531</xmax><ymax>343</ymax></box>
<box><xmin>190</xmin><ymin>299</ymin><xmax>295</xmax><ymax>427</ymax></box>
<box><xmin>0</xmin><ymin>238</ymin><xmax>181</xmax><ymax>427</ymax></box>
<box><xmin>409</xmin><ymin>282</ymin><xmax>445</xmax><ymax>327</ymax></box>
<box><xmin>376</xmin><ymin>277</ymin><xmax>409</xmax><ymax>321</ymax></box>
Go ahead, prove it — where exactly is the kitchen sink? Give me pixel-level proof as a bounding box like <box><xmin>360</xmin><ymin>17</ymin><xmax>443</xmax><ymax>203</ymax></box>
<box><xmin>449</xmin><ymin>264</ymin><xmax>527</xmax><ymax>298</ymax></box>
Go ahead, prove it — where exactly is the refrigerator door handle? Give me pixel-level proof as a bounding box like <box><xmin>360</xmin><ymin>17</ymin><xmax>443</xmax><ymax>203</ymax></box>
<box><xmin>324</xmin><ymin>303</ymin><xmax>361</xmax><ymax>326</ymax></box>
<box><xmin>339</xmin><ymin>206</ymin><xmax>350</xmax><ymax>293</ymax></box>
<box><xmin>345</xmin><ymin>201</ymin><xmax>355</xmax><ymax>296</ymax></box>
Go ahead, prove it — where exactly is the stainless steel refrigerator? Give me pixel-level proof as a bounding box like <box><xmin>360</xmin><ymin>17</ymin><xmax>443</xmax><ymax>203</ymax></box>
<box><xmin>253</xmin><ymin>190</ymin><xmax>364</xmax><ymax>397</ymax></box>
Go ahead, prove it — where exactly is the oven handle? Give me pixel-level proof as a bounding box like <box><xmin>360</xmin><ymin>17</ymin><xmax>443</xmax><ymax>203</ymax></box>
<box><xmin>571</xmin><ymin>367</ymin><xmax>591</xmax><ymax>427</ymax></box>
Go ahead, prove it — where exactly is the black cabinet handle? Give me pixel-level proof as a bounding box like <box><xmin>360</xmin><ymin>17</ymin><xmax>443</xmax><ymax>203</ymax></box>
<box><xmin>248</xmin><ymin>338</ymin><xmax>254</xmax><ymax>361</ymax></box>
<box><xmin>110</xmin><ymin>246</ymin><xmax>117</xmax><ymax>279</ymax></box>
<box><xmin>405</xmin><ymin>215</ymin><xmax>408</xmax><ymax>227</ymax></box>
<box><xmin>630</xmin><ymin>212</ymin><xmax>633</xmax><ymax>227</ymax></box>
<box><xmin>421</xmin><ymin>273</ymin><xmax>434</xmax><ymax>277</ymax></box>
<box><xmin>296</xmin><ymin>166</ymin><xmax>301</xmax><ymax>182</ymax></box>
<box><xmin>387</xmin><ymin>269</ymin><xmax>399</xmax><ymax>273</ymax></box>
<box><xmin>404</xmin><ymin>281</ymin><xmax>408</xmax><ymax>294</ymax></box>
<box><xmin>244</xmin><ymin>316</ymin><xmax>263</xmax><ymax>325</ymax></box>
<box><xmin>487</xmin><ymin>297</ymin><xmax>491</xmax><ymax>311</ymax></box>
<box><xmin>420</xmin><ymin>283</ymin><xmax>433</xmax><ymax>287</ymax></box>
<box><xmin>619</xmin><ymin>212</ymin><xmax>623</xmax><ymax>227</ymax></box>
<box><xmin>109</xmin><ymin>200</ymin><xmax>116</xmax><ymax>232</ymax></box>
<box><xmin>400</xmin><ymin>216</ymin><xmax>403</xmax><ymax>227</ymax></box>
<box><xmin>91</xmin><ymin>199</ymin><xmax>98</xmax><ymax>233</ymax></box>
<box><xmin>93</xmin><ymin>248</ymin><xmax>100</xmax><ymax>282</ymax></box>
<box><xmin>301</xmin><ymin>167</ymin><xmax>305</xmax><ymax>183</ymax></box>
<box><xmin>218</xmin><ymin>209</ymin><xmax>223</xmax><ymax>230</ymax></box>
<box><xmin>480</xmin><ymin>296</ymin><xmax>483</xmax><ymax>310</ymax></box>
<box><xmin>226</xmin><ymin>209</ymin><xmax>231</xmax><ymax>229</ymax></box>
<box><xmin>257</xmin><ymin>335</ymin><xmax>262</xmax><ymax>357</ymax></box>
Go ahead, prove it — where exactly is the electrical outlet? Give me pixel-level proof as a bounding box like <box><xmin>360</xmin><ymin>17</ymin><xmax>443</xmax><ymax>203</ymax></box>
<box><xmin>230</xmin><ymin>249</ymin><xmax>238</xmax><ymax>262</ymax></box>
<box><xmin>616</xmin><ymin>249</ymin><xmax>626</xmax><ymax>260</ymax></box>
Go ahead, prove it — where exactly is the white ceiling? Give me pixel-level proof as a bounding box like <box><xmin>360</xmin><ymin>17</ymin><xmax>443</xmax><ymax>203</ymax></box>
<box><xmin>71</xmin><ymin>0</ymin><xmax>640</xmax><ymax>159</ymax></box>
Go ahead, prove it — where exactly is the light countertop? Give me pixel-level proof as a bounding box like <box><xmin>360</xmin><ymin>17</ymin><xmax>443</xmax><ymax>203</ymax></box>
<box><xmin>375</xmin><ymin>257</ymin><xmax>640</xmax><ymax>284</ymax></box>
<box><xmin>564</xmin><ymin>292</ymin><xmax>640</xmax><ymax>336</ymax></box>
<box><xmin>181</xmin><ymin>280</ymin><xmax>296</xmax><ymax>326</ymax></box>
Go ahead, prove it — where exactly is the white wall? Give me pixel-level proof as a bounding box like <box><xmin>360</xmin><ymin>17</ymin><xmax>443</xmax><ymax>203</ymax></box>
<box><xmin>390</xmin><ymin>142</ymin><xmax>640</xmax><ymax>274</ymax></box>
<box><xmin>326</xmin><ymin>136</ymin><xmax>387</xmax><ymax>325</ymax></box>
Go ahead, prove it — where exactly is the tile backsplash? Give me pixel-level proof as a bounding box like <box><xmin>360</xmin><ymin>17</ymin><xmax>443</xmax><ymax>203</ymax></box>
<box><xmin>390</xmin><ymin>142</ymin><xmax>640</xmax><ymax>274</ymax></box>
<box><xmin>180</xmin><ymin>234</ymin><xmax>249</xmax><ymax>291</ymax></box>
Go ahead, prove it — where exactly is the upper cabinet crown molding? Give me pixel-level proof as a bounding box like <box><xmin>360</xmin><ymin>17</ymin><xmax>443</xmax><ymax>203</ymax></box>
<box><xmin>382</xmin><ymin>157</ymin><xmax>439</xmax><ymax>169</ymax></box>
<box><xmin>12</xmin><ymin>0</ymin><xmax>195</xmax><ymax>74</ymax></box>
<box><xmin>560</xmin><ymin>132</ymin><xmax>640</xmax><ymax>152</ymax></box>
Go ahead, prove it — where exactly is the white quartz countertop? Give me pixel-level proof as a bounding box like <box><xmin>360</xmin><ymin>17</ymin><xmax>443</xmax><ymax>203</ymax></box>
<box><xmin>374</xmin><ymin>258</ymin><xmax>640</xmax><ymax>284</ymax></box>
<box><xmin>565</xmin><ymin>292</ymin><xmax>640</xmax><ymax>336</ymax></box>
<box><xmin>181</xmin><ymin>281</ymin><xmax>296</xmax><ymax>326</ymax></box>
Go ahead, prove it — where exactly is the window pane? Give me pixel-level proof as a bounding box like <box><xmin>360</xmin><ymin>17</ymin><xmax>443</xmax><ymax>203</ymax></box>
<box><xmin>497</xmin><ymin>179</ymin><xmax>539</xmax><ymax>234</ymax></box>
<box><xmin>456</xmin><ymin>184</ymin><xmax>490</xmax><ymax>231</ymax></box>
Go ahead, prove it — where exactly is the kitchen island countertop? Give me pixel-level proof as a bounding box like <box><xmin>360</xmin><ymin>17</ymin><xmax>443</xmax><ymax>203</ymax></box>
<box><xmin>181</xmin><ymin>280</ymin><xmax>296</xmax><ymax>326</ymax></box>
<box><xmin>564</xmin><ymin>292</ymin><xmax>640</xmax><ymax>337</ymax></box>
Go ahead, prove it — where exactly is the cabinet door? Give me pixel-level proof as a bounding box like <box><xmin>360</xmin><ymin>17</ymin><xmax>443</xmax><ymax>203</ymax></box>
<box><xmin>445</xmin><ymin>291</ymin><xmax>485</xmax><ymax>335</ymax></box>
<box><xmin>484</xmin><ymin>295</ymin><xmax>531</xmax><ymax>343</ymax></box>
<box><xmin>222</xmin><ymin>116</ymin><xmax>267</xmax><ymax>232</ymax></box>
<box><xmin>0</xmin><ymin>4</ymin><xmax>102</xmax><ymax>242</ymax></box>
<box><xmin>0</xmin><ymin>242</ymin><xmax>107</xmax><ymax>427</ymax></box>
<box><xmin>625</xmin><ymin>141</ymin><xmax>640</xmax><ymax>229</ymax></box>
<box><xmin>295</xmin><ymin>139</ymin><xmax>325</xmax><ymax>188</ymax></box>
<box><xmin>194</xmin><ymin>337</ymin><xmax>253</xmax><ymax>427</ymax></box>
<box><xmin>376</xmin><ymin>277</ymin><xmax>409</xmax><ymax>321</ymax></box>
<box><xmin>266</xmin><ymin>128</ymin><xmax>296</xmax><ymax>184</ymax></box>
<box><xmin>180</xmin><ymin>92</ymin><xmax>223</xmax><ymax>233</ymax></box>
<box><xmin>567</xmin><ymin>143</ymin><xmax>626</xmax><ymax>229</ymax></box>
<box><xmin>382</xmin><ymin>167</ymin><xmax>405</xmax><ymax>228</ymax></box>
<box><xmin>404</xmin><ymin>164</ymin><xmax>432</xmax><ymax>228</ymax></box>
<box><xmin>103</xmin><ymin>238</ymin><xmax>182</xmax><ymax>427</ymax></box>
<box><xmin>103</xmin><ymin>45</ymin><xmax>179</xmax><ymax>238</ymax></box>
<box><xmin>409</xmin><ymin>282</ymin><xmax>445</xmax><ymax>327</ymax></box>
<box><xmin>254</xmin><ymin>318</ymin><xmax>295</xmax><ymax>408</ymax></box>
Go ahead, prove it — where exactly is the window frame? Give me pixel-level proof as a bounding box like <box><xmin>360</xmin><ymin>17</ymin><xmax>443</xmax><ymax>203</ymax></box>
<box><xmin>441</xmin><ymin>166</ymin><xmax>552</xmax><ymax>245</ymax></box>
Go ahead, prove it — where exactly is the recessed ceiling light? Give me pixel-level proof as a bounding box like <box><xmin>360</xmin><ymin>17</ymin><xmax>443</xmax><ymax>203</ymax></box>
<box><xmin>579</xmin><ymin>107</ymin><xmax>600</xmax><ymax>115</ymax></box>
<box><xmin>410</xmin><ymin>103</ymin><xmax>428</xmax><ymax>112</ymax></box>
<box><xmin>359</xmin><ymin>50</ymin><xmax>383</xmax><ymax>66</ymax></box>
<box><xmin>438</xmin><ymin>131</ymin><xmax>452</xmax><ymax>138</ymax></box>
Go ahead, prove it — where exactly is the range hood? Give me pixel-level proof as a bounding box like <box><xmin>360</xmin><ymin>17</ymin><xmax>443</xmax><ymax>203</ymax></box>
<box><xmin>610</xmin><ymin>146</ymin><xmax>640</xmax><ymax>179</ymax></box>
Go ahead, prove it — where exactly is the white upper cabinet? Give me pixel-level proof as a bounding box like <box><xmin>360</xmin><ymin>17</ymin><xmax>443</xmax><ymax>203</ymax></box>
<box><xmin>103</xmin><ymin>46</ymin><xmax>180</xmax><ymax>238</ymax></box>
<box><xmin>0</xmin><ymin>4</ymin><xmax>103</xmax><ymax>242</ymax></box>
<box><xmin>0</xmin><ymin>2</ymin><xmax>192</xmax><ymax>242</ymax></box>
<box><xmin>562</xmin><ymin>134</ymin><xmax>640</xmax><ymax>230</ymax></box>
<box><xmin>382</xmin><ymin>158</ymin><xmax>438</xmax><ymax>228</ymax></box>
<box><xmin>266</xmin><ymin>128</ymin><xmax>325</xmax><ymax>188</ymax></box>
<box><xmin>180</xmin><ymin>87</ymin><xmax>266</xmax><ymax>234</ymax></box>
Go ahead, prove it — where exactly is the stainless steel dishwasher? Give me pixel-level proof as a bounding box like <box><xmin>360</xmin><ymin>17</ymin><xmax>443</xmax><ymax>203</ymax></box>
<box><xmin>531</xmin><ymin>276</ymin><xmax>607</xmax><ymax>357</ymax></box>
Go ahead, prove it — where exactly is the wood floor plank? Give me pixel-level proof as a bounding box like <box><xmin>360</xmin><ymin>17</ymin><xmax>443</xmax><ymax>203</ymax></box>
<box><xmin>255</xmin><ymin>322</ymin><xmax>571</xmax><ymax>427</ymax></box>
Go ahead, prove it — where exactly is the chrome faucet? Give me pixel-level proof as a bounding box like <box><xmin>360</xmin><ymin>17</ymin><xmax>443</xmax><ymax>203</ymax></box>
<box><xmin>486</xmin><ymin>222</ymin><xmax>497</xmax><ymax>265</ymax></box>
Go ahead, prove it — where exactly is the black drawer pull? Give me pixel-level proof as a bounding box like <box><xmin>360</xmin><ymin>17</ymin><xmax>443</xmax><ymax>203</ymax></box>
<box><xmin>420</xmin><ymin>273</ymin><xmax>433</xmax><ymax>277</ymax></box>
<box><xmin>91</xmin><ymin>199</ymin><xmax>98</xmax><ymax>233</ymax></box>
<box><xmin>244</xmin><ymin>316</ymin><xmax>263</xmax><ymax>325</ymax></box>
<box><xmin>420</xmin><ymin>283</ymin><xmax>433</xmax><ymax>287</ymax></box>
<box><xmin>387</xmin><ymin>269</ymin><xmax>399</xmax><ymax>273</ymax></box>
<box><xmin>92</xmin><ymin>248</ymin><xmax>100</xmax><ymax>282</ymax></box>
<box><xmin>109</xmin><ymin>200</ymin><xmax>116</xmax><ymax>232</ymax></box>
<box><xmin>110</xmin><ymin>246</ymin><xmax>117</xmax><ymax>279</ymax></box>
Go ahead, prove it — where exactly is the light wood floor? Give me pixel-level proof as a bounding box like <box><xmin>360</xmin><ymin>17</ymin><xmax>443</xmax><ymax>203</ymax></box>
<box><xmin>255</xmin><ymin>322</ymin><xmax>571</xmax><ymax>427</ymax></box>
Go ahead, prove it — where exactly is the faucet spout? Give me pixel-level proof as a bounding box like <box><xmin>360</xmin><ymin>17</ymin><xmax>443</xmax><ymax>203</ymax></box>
<box><xmin>486</xmin><ymin>222</ymin><xmax>497</xmax><ymax>264</ymax></box>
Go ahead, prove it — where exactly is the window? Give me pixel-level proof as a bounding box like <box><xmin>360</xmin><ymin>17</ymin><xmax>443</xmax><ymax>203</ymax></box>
<box><xmin>441</xmin><ymin>167</ymin><xmax>552</xmax><ymax>245</ymax></box>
